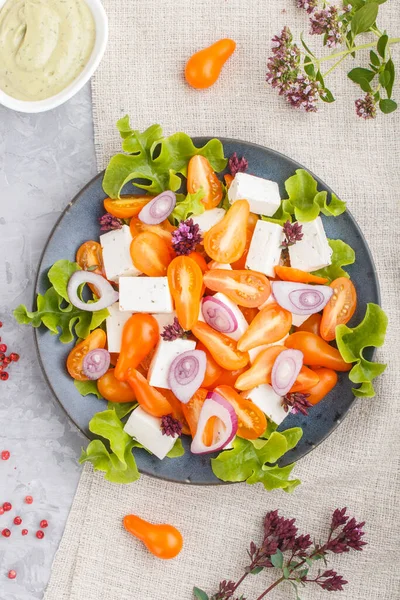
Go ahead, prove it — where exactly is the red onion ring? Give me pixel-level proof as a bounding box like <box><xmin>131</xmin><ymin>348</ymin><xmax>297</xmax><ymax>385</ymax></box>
<box><xmin>271</xmin><ymin>349</ymin><xmax>303</xmax><ymax>396</ymax></box>
<box><xmin>67</xmin><ymin>271</ymin><xmax>119</xmax><ymax>312</ymax></box>
<box><xmin>191</xmin><ymin>392</ymin><xmax>238</xmax><ymax>455</ymax></box>
<box><xmin>82</xmin><ymin>349</ymin><xmax>111</xmax><ymax>380</ymax></box>
<box><xmin>272</xmin><ymin>281</ymin><xmax>333</xmax><ymax>315</ymax></box>
<box><xmin>201</xmin><ymin>296</ymin><xmax>238</xmax><ymax>334</ymax></box>
<box><xmin>138</xmin><ymin>191</ymin><xmax>176</xmax><ymax>225</ymax></box>
<box><xmin>168</xmin><ymin>350</ymin><xmax>207</xmax><ymax>403</ymax></box>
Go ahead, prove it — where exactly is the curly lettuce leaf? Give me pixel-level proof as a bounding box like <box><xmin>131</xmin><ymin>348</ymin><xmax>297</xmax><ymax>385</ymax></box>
<box><xmin>336</xmin><ymin>303</ymin><xmax>388</xmax><ymax>397</ymax></box>
<box><xmin>13</xmin><ymin>260</ymin><xmax>109</xmax><ymax>343</ymax></box>
<box><xmin>211</xmin><ymin>428</ymin><xmax>303</xmax><ymax>492</ymax></box>
<box><xmin>107</xmin><ymin>401</ymin><xmax>137</xmax><ymax>420</ymax></box>
<box><xmin>261</xmin><ymin>199</ymin><xmax>293</xmax><ymax>225</ymax></box>
<box><xmin>283</xmin><ymin>169</ymin><xmax>346</xmax><ymax>222</ymax></box>
<box><xmin>166</xmin><ymin>438</ymin><xmax>185</xmax><ymax>458</ymax></box>
<box><xmin>312</xmin><ymin>239</ymin><xmax>355</xmax><ymax>282</ymax></box>
<box><xmin>74</xmin><ymin>380</ymin><xmax>103</xmax><ymax>399</ymax></box>
<box><xmin>103</xmin><ymin>118</ymin><xmax>227</xmax><ymax>198</ymax></box>
<box><xmin>170</xmin><ymin>189</ymin><xmax>205</xmax><ymax>223</ymax></box>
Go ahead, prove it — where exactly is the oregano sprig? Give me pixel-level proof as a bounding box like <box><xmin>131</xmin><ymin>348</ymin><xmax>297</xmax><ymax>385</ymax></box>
<box><xmin>266</xmin><ymin>1</ymin><xmax>399</xmax><ymax>118</ymax></box>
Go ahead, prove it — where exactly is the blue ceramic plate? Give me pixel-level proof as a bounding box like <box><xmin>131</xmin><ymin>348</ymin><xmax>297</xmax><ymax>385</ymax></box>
<box><xmin>34</xmin><ymin>138</ymin><xmax>380</xmax><ymax>484</ymax></box>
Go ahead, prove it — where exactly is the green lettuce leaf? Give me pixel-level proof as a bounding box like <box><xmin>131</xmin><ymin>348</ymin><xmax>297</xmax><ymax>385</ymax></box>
<box><xmin>170</xmin><ymin>189</ymin><xmax>205</xmax><ymax>223</ymax></box>
<box><xmin>336</xmin><ymin>303</ymin><xmax>388</xmax><ymax>397</ymax></box>
<box><xmin>13</xmin><ymin>260</ymin><xmax>109</xmax><ymax>343</ymax></box>
<box><xmin>261</xmin><ymin>199</ymin><xmax>293</xmax><ymax>225</ymax></box>
<box><xmin>312</xmin><ymin>239</ymin><xmax>355</xmax><ymax>282</ymax></box>
<box><xmin>211</xmin><ymin>428</ymin><xmax>303</xmax><ymax>492</ymax></box>
<box><xmin>283</xmin><ymin>169</ymin><xmax>346</xmax><ymax>222</ymax></box>
<box><xmin>103</xmin><ymin>118</ymin><xmax>227</xmax><ymax>198</ymax></box>
<box><xmin>166</xmin><ymin>438</ymin><xmax>185</xmax><ymax>458</ymax></box>
<box><xmin>74</xmin><ymin>380</ymin><xmax>103</xmax><ymax>399</ymax></box>
<box><xmin>107</xmin><ymin>401</ymin><xmax>137</xmax><ymax>420</ymax></box>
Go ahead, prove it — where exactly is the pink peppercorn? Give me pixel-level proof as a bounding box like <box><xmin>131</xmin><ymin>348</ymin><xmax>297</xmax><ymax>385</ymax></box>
<box><xmin>0</xmin><ymin>344</ymin><xmax>7</xmax><ymax>353</ymax></box>
<box><xmin>25</xmin><ymin>495</ymin><xmax>33</xmax><ymax>504</ymax></box>
<box><xmin>1</xmin><ymin>450</ymin><xmax>10</xmax><ymax>460</ymax></box>
<box><xmin>0</xmin><ymin>507</ymin><xmax>4</xmax><ymax>516</ymax></box>
<box><xmin>13</xmin><ymin>516</ymin><xmax>22</xmax><ymax>526</ymax></box>
<box><xmin>40</xmin><ymin>520</ymin><xmax>48</xmax><ymax>528</ymax></box>
<box><xmin>36</xmin><ymin>530</ymin><xmax>44</xmax><ymax>539</ymax></box>
<box><xmin>2</xmin><ymin>528</ymin><xmax>11</xmax><ymax>537</ymax></box>
<box><xmin>21</xmin><ymin>529</ymin><xmax>28</xmax><ymax>536</ymax></box>
<box><xmin>8</xmin><ymin>570</ymin><xmax>16</xmax><ymax>579</ymax></box>
<box><xmin>9</xmin><ymin>353</ymin><xmax>19</xmax><ymax>362</ymax></box>
<box><xmin>0</xmin><ymin>372</ymin><xmax>9</xmax><ymax>381</ymax></box>
<box><xmin>3</xmin><ymin>502</ymin><xmax>12</xmax><ymax>512</ymax></box>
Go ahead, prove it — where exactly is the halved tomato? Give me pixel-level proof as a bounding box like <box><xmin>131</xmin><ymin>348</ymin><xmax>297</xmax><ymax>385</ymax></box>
<box><xmin>104</xmin><ymin>195</ymin><xmax>153</xmax><ymax>219</ymax></box>
<box><xmin>320</xmin><ymin>277</ymin><xmax>357</xmax><ymax>341</ymax></box>
<box><xmin>196</xmin><ymin>342</ymin><xmax>223</xmax><ymax>389</ymax></box>
<box><xmin>191</xmin><ymin>321</ymin><xmax>249</xmax><ymax>370</ymax></box>
<box><xmin>215</xmin><ymin>385</ymin><xmax>267</xmax><ymax>440</ymax></box>
<box><xmin>187</xmin><ymin>156</ymin><xmax>223</xmax><ymax>209</ymax></box>
<box><xmin>167</xmin><ymin>256</ymin><xmax>203</xmax><ymax>330</ymax></box>
<box><xmin>238</xmin><ymin>305</ymin><xmax>259</xmax><ymax>325</ymax></box>
<box><xmin>129</xmin><ymin>217</ymin><xmax>174</xmax><ymax>243</ymax></box>
<box><xmin>274</xmin><ymin>265</ymin><xmax>328</xmax><ymax>285</ymax></box>
<box><xmin>188</xmin><ymin>252</ymin><xmax>208</xmax><ymax>273</ymax></box>
<box><xmin>289</xmin><ymin>366</ymin><xmax>320</xmax><ymax>393</ymax></box>
<box><xmin>97</xmin><ymin>369</ymin><xmax>136</xmax><ymax>403</ymax></box>
<box><xmin>237</xmin><ymin>303</ymin><xmax>292</xmax><ymax>352</ymax></box>
<box><xmin>204</xmin><ymin>200</ymin><xmax>249</xmax><ymax>263</ymax></box>
<box><xmin>203</xmin><ymin>269</ymin><xmax>271</xmax><ymax>308</ymax></box>
<box><xmin>297</xmin><ymin>313</ymin><xmax>322</xmax><ymax>336</ymax></box>
<box><xmin>158</xmin><ymin>389</ymin><xmax>191</xmax><ymax>435</ymax></box>
<box><xmin>234</xmin><ymin>346</ymin><xmax>285</xmax><ymax>390</ymax></box>
<box><xmin>66</xmin><ymin>329</ymin><xmax>106</xmax><ymax>381</ymax></box>
<box><xmin>76</xmin><ymin>241</ymin><xmax>105</xmax><ymax>277</ymax></box>
<box><xmin>181</xmin><ymin>388</ymin><xmax>208</xmax><ymax>437</ymax></box>
<box><xmin>231</xmin><ymin>213</ymin><xmax>258</xmax><ymax>270</ymax></box>
<box><xmin>130</xmin><ymin>231</ymin><xmax>172</xmax><ymax>277</ymax></box>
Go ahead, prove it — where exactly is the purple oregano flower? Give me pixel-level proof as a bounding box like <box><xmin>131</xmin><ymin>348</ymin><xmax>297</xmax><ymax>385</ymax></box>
<box><xmin>171</xmin><ymin>218</ymin><xmax>203</xmax><ymax>255</ymax></box>
<box><xmin>99</xmin><ymin>213</ymin><xmax>123</xmax><ymax>231</ymax></box>
<box><xmin>355</xmin><ymin>93</ymin><xmax>377</xmax><ymax>120</ymax></box>
<box><xmin>161</xmin><ymin>414</ymin><xmax>183</xmax><ymax>437</ymax></box>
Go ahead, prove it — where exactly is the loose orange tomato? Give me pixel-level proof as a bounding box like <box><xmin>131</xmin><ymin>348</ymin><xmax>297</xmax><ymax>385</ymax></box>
<box><xmin>297</xmin><ymin>313</ymin><xmax>322</xmax><ymax>336</ymax></box>
<box><xmin>289</xmin><ymin>366</ymin><xmax>320</xmax><ymax>393</ymax></box>
<box><xmin>66</xmin><ymin>329</ymin><xmax>106</xmax><ymax>381</ymax></box>
<box><xmin>196</xmin><ymin>342</ymin><xmax>223</xmax><ymax>388</ymax></box>
<box><xmin>187</xmin><ymin>156</ymin><xmax>223</xmax><ymax>209</ymax></box>
<box><xmin>76</xmin><ymin>241</ymin><xmax>105</xmax><ymax>277</ymax></box>
<box><xmin>130</xmin><ymin>231</ymin><xmax>172</xmax><ymax>277</ymax></box>
<box><xmin>129</xmin><ymin>217</ymin><xmax>174</xmax><ymax>243</ymax></box>
<box><xmin>274</xmin><ymin>266</ymin><xmax>329</xmax><ymax>285</ymax></box>
<box><xmin>97</xmin><ymin>369</ymin><xmax>136</xmax><ymax>403</ymax></box>
<box><xmin>237</xmin><ymin>303</ymin><xmax>292</xmax><ymax>352</ymax></box>
<box><xmin>103</xmin><ymin>195</ymin><xmax>153</xmax><ymax>219</ymax></box>
<box><xmin>188</xmin><ymin>251</ymin><xmax>208</xmax><ymax>273</ymax></box>
<box><xmin>167</xmin><ymin>256</ymin><xmax>203</xmax><ymax>330</ymax></box>
<box><xmin>285</xmin><ymin>332</ymin><xmax>351</xmax><ymax>372</ymax></box>
<box><xmin>157</xmin><ymin>389</ymin><xmax>191</xmax><ymax>435</ymax></box>
<box><xmin>215</xmin><ymin>385</ymin><xmax>267</xmax><ymax>440</ymax></box>
<box><xmin>181</xmin><ymin>388</ymin><xmax>208</xmax><ymax>437</ymax></box>
<box><xmin>191</xmin><ymin>321</ymin><xmax>249</xmax><ymax>370</ymax></box>
<box><xmin>115</xmin><ymin>314</ymin><xmax>159</xmax><ymax>381</ymax></box>
<box><xmin>126</xmin><ymin>369</ymin><xmax>172</xmax><ymax>417</ymax></box>
<box><xmin>234</xmin><ymin>346</ymin><xmax>285</xmax><ymax>390</ymax></box>
<box><xmin>204</xmin><ymin>200</ymin><xmax>249</xmax><ymax>263</ymax></box>
<box><xmin>306</xmin><ymin>368</ymin><xmax>338</xmax><ymax>405</ymax></box>
<box><xmin>320</xmin><ymin>277</ymin><xmax>357</xmax><ymax>342</ymax></box>
<box><xmin>123</xmin><ymin>514</ymin><xmax>183</xmax><ymax>560</ymax></box>
<box><xmin>185</xmin><ymin>39</ymin><xmax>236</xmax><ymax>89</ymax></box>
<box><xmin>203</xmin><ymin>269</ymin><xmax>271</xmax><ymax>308</ymax></box>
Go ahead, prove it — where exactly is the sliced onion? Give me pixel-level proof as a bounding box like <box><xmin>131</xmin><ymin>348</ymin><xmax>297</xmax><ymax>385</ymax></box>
<box><xmin>168</xmin><ymin>350</ymin><xmax>207</xmax><ymax>403</ymax></box>
<box><xmin>138</xmin><ymin>191</ymin><xmax>176</xmax><ymax>225</ymax></box>
<box><xmin>191</xmin><ymin>392</ymin><xmax>238</xmax><ymax>455</ymax></box>
<box><xmin>272</xmin><ymin>281</ymin><xmax>333</xmax><ymax>315</ymax></box>
<box><xmin>271</xmin><ymin>349</ymin><xmax>303</xmax><ymax>396</ymax></box>
<box><xmin>82</xmin><ymin>349</ymin><xmax>111</xmax><ymax>380</ymax></box>
<box><xmin>201</xmin><ymin>296</ymin><xmax>238</xmax><ymax>334</ymax></box>
<box><xmin>67</xmin><ymin>271</ymin><xmax>119</xmax><ymax>312</ymax></box>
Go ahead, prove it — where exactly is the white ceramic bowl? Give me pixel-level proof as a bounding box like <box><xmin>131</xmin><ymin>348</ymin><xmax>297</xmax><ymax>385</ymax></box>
<box><xmin>0</xmin><ymin>0</ymin><xmax>108</xmax><ymax>113</ymax></box>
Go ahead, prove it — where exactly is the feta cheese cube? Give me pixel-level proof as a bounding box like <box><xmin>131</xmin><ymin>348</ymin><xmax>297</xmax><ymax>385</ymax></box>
<box><xmin>191</xmin><ymin>208</ymin><xmax>225</xmax><ymax>234</ymax></box>
<box><xmin>248</xmin><ymin>334</ymin><xmax>289</xmax><ymax>363</ymax></box>
<box><xmin>124</xmin><ymin>407</ymin><xmax>177</xmax><ymax>459</ymax></box>
<box><xmin>119</xmin><ymin>277</ymin><xmax>173</xmax><ymax>313</ymax></box>
<box><xmin>242</xmin><ymin>384</ymin><xmax>290</xmax><ymax>425</ymax></box>
<box><xmin>106</xmin><ymin>302</ymin><xmax>132</xmax><ymax>353</ymax></box>
<box><xmin>100</xmin><ymin>225</ymin><xmax>140</xmax><ymax>282</ymax></box>
<box><xmin>288</xmin><ymin>217</ymin><xmax>332</xmax><ymax>272</ymax></box>
<box><xmin>291</xmin><ymin>313</ymin><xmax>309</xmax><ymax>327</ymax></box>
<box><xmin>228</xmin><ymin>173</ymin><xmax>281</xmax><ymax>216</ymax></box>
<box><xmin>151</xmin><ymin>312</ymin><xmax>177</xmax><ymax>337</ymax></box>
<box><xmin>246</xmin><ymin>220</ymin><xmax>284</xmax><ymax>277</ymax></box>
<box><xmin>148</xmin><ymin>338</ymin><xmax>196</xmax><ymax>389</ymax></box>
<box><xmin>206</xmin><ymin>293</ymin><xmax>248</xmax><ymax>341</ymax></box>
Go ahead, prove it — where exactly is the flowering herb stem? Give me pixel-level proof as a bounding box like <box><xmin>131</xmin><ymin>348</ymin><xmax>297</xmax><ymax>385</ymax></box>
<box><xmin>303</xmin><ymin>37</ymin><xmax>400</xmax><ymax>68</ymax></box>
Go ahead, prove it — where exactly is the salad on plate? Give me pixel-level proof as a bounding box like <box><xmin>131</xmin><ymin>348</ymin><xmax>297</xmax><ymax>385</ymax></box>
<box><xmin>14</xmin><ymin>119</ymin><xmax>388</xmax><ymax>492</ymax></box>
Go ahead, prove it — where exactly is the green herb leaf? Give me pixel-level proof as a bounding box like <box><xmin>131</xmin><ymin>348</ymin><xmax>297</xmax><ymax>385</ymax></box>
<box><xmin>377</xmin><ymin>33</ymin><xmax>388</xmax><ymax>57</ymax></box>
<box><xmin>384</xmin><ymin>59</ymin><xmax>395</xmax><ymax>98</ymax></box>
<box><xmin>250</xmin><ymin>566</ymin><xmax>263</xmax><ymax>575</ymax></box>
<box><xmin>74</xmin><ymin>379</ymin><xmax>103</xmax><ymax>399</ymax></box>
<box><xmin>211</xmin><ymin>429</ymin><xmax>302</xmax><ymax>492</ymax></box>
<box><xmin>271</xmin><ymin>549</ymin><xmax>284</xmax><ymax>569</ymax></box>
<box><xmin>320</xmin><ymin>88</ymin><xmax>335</xmax><ymax>103</ymax></box>
<box><xmin>261</xmin><ymin>200</ymin><xmax>293</xmax><ymax>226</ymax></box>
<box><xmin>107</xmin><ymin>402</ymin><xmax>137</xmax><ymax>420</ymax></box>
<box><xmin>166</xmin><ymin>438</ymin><xmax>185</xmax><ymax>458</ymax></box>
<box><xmin>193</xmin><ymin>587</ymin><xmax>209</xmax><ymax>600</ymax></box>
<box><xmin>369</xmin><ymin>50</ymin><xmax>380</xmax><ymax>66</ymax></box>
<box><xmin>351</xmin><ymin>3</ymin><xmax>379</xmax><ymax>35</ymax></box>
<box><xmin>170</xmin><ymin>189</ymin><xmax>205</xmax><ymax>223</ymax></box>
<box><xmin>304</xmin><ymin>56</ymin><xmax>315</xmax><ymax>78</ymax></box>
<box><xmin>283</xmin><ymin>170</ymin><xmax>346</xmax><ymax>222</ymax></box>
<box><xmin>379</xmin><ymin>71</ymin><xmax>391</xmax><ymax>87</ymax></box>
<box><xmin>300</xmin><ymin>33</ymin><xmax>316</xmax><ymax>58</ymax></box>
<box><xmin>348</xmin><ymin>68</ymin><xmax>375</xmax><ymax>85</ymax></box>
<box><xmin>379</xmin><ymin>99</ymin><xmax>398</xmax><ymax>114</ymax></box>
<box><xmin>283</xmin><ymin>567</ymin><xmax>290</xmax><ymax>579</ymax></box>
<box><xmin>312</xmin><ymin>239</ymin><xmax>355</xmax><ymax>281</ymax></box>
<box><xmin>103</xmin><ymin>118</ymin><xmax>227</xmax><ymax>198</ymax></box>
<box><xmin>359</xmin><ymin>77</ymin><xmax>373</xmax><ymax>93</ymax></box>
<box><xmin>336</xmin><ymin>303</ymin><xmax>388</xmax><ymax>397</ymax></box>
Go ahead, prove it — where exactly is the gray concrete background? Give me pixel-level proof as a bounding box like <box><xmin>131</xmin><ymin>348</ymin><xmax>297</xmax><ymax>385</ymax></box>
<box><xmin>0</xmin><ymin>85</ymin><xmax>95</xmax><ymax>600</ymax></box>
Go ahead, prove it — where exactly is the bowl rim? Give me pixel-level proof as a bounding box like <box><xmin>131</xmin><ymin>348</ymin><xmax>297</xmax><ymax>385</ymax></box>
<box><xmin>0</xmin><ymin>0</ymin><xmax>108</xmax><ymax>114</ymax></box>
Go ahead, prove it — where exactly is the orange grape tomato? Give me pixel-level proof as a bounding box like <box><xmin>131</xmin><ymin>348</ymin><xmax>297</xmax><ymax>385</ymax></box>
<box><xmin>76</xmin><ymin>241</ymin><xmax>105</xmax><ymax>277</ymax></box>
<box><xmin>97</xmin><ymin>369</ymin><xmax>136</xmax><ymax>403</ymax></box>
<box><xmin>187</xmin><ymin>155</ymin><xmax>223</xmax><ymax>209</ymax></box>
<box><xmin>181</xmin><ymin>388</ymin><xmax>208</xmax><ymax>437</ymax></box>
<box><xmin>213</xmin><ymin>366</ymin><xmax>247</xmax><ymax>388</ymax></box>
<box><xmin>126</xmin><ymin>369</ymin><xmax>172</xmax><ymax>417</ymax></box>
<box><xmin>196</xmin><ymin>341</ymin><xmax>223</xmax><ymax>388</ymax></box>
<box><xmin>284</xmin><ymin>332</ymin><xmax>351</xmax><ymax>372</ymax></box>
<box><xmin>129</xmin><ymin>217</ymin><xmax>174</xmax><ymax>243</ymax></box>
<box><xmin>297</xmin><ymin>313</ymin><xmax>322</xmax><ymax>336</ymax></box>
<box><xmin>289</xmin><ymin>366</ymin><xmax>320</xmax><ymax>393</ymax></box>
<box><xmin>185</xmin><ymin>39</ymin><xmax>236</xmax><ymax>90</ymax></box>
<box><xmin>224</xmin><ymin>173</ymin><xmax>234</xmax><ymax>188</ymax></box>
<box><xmin>130</xmin><ymin>231</ymin><xmax>172</xmax><ymax>277</ymax></box>
<box><xmin>191</xmin><ymin>321</ymin><xmax>249</xmax><ymax>370</ymax></box>
<box><xmin>115</xmin><ymin>314</ymin><xmax>159</xmax><ymax>381</ymax></box>
<box><xmin>237</xmin><ymin>303</ymin><xmax>292</xmax><ymax>352</ymax></box>
<box><xmin>203</xmin><ymin>269</ymin><xmax>271</xmax><ymax>308</ymax></box>
<box><xmin>234</xmin><ymin>346</ymin><xmax>286</xmax><ymax>391</ymax></box>
<box><xmin>188</xmin><ymin>251</ymin><xmax>208</xmax><ymax>273</ymax></box>
<box><xmin>123</xmin><ymin>514</ymin><xmax>183</xmax><ymax>560</ymax></box>
<box><xmin>230</xmin><ymin>227</ymin><xmax>253</xmax><ymax>270</ymax></box>
<box><xmin>66</xmin><ymin>329</ymin><xmax>106</xmax><ymax>381</ymax></box>
<box><xmin>215</xmin><ymin>385</ymin><xmax>267</xmax><ymax>440</ymax></box>
<box><xmin>306</xmin><ymin>368</ymin><xmax>338</xmax><ymax>405</ymax></box>
<box><xmin>109</xmin><ymin>352</ymin><xmax>119</xmax><ymax>366</ymax></box>
<box><xmin>158</xmin><ymin>389</ymin><xmax>191</xmax><ymax>435</ymax></box>
<box><xmin>320</xmin><ymin>277</ymin><xmax>357</xmax><ymax>342</ymax></box>
<box><xmin>103</xmin><ymin>195</ymin><xmax>153</xmax><ymax>219</ymax></box>
<box><xmin>167</xmin><ymin>256</ymin><xmax>203</xmax><ymax>330</ymax></box>
<box><xmin>274</xmin><ymin>265</ymin><xmax>329</xmax><ymax>285</ymax></box>
<box><xmin>238</xmin><ymin>305</ymin><xmax>259</xmax><ymax>325</ymax></box>
<box><xmin>247</xmin><ymin>213</ymin><xmax>259</xmax><ymax>232</ymax></box>
<box><xmin>139</xmin><ymin>346</ymin><xmax>156</xmax><ymax>375</ymax></box>
<box><xmin>204</xmin><ymin>200</ymin><xmax>249</xmax><ymax>263</ymax></box>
